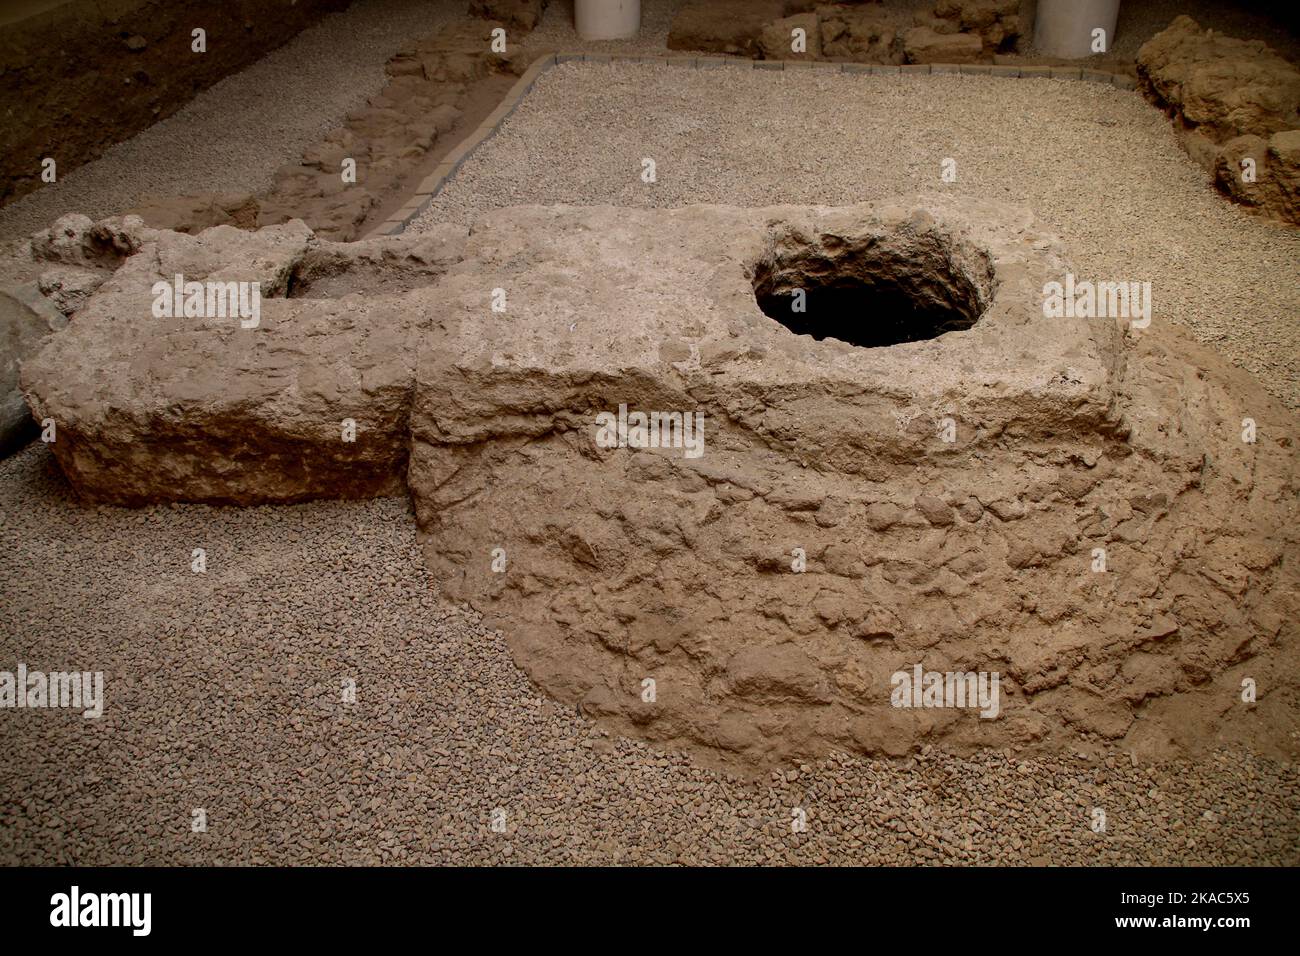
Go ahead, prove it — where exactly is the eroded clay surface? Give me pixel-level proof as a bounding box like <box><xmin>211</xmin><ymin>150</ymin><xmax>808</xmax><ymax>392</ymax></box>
<box><xmin>16</xmin><ymin>200</ymin><xmax>1298</xmax><ymax>774</ymax></box>
<box><xmin>410</xmin><ymin>200</ymin><xmax>1298</xmax><ymax>774</ymax></box>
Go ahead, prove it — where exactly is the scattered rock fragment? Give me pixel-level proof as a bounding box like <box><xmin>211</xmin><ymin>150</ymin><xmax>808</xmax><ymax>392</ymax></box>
<box><xmin>1</xmin><ymin>284</ymin><xmax>65</xmax><ymax>455</ymax></box>
<box><xmin>926</xmin><ymin>0</ymin><xmax>1021</xmax><ymax>55</ymax></box>
<box><xmin>902</xmin><ymin>26</ymin><xmax>983</xmax><ymax>64</ymax></box>
<box><xmin>1138</xmin><ymin>15</ymin><xmax>1300</xmax><ymax>142</ymax></box>
<box><xmin>1137</xmin><ymin>15</ymin><xmax>1300</xmax><ymax>224</ymax></box>
<box><xmin>818</xmin><ymin>5</ymin><xmax>901</xmax><ymax>63</ymax></box>
<box><xmin>1213</xmin><ymin>129</ymin><xmax>1300</xmax><ymax>226</ymax></box>
<box><xmin>129</xmin><ymin>192</ymin><xmax>261</xmax><ymax>234</ymax></box>
<box><xmin>759</xmin><ymin>13</ymin><xmax>821</xmax><ymax>61</ymax></box>
<box><xmin>469</xmin><ymin>0</ymin><xmax>549</xmax><ymax>32</ymax></box>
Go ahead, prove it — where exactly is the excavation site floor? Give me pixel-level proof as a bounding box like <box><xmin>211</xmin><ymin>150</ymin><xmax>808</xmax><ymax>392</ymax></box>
<box><xmin>2</xmin><ymin>57</ymin><xmax>1297</xmax><ymax>866</ymax></box>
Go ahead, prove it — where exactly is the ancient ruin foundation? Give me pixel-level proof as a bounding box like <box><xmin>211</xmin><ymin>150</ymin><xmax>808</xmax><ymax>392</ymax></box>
<box><xmin>15</xmin><ymin>196</ymin><xmax>1297</xmax><ymax>775</ymax></box>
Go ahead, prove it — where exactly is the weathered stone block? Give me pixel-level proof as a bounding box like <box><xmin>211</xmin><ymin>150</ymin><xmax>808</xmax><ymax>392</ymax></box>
<box><xmin>903</xmin><ymin>26</ymin><xmax>983</xmax><ymax>64</ymax></box>
<box><xmin>1137</xmin><ymin>15</ymin><xmax>1300</xmax><ymax>142</ymax></box>
<box><xmin>20</xmin><ymin>220</ymin><xmax>468</xmax><ymax>503</ymax></box>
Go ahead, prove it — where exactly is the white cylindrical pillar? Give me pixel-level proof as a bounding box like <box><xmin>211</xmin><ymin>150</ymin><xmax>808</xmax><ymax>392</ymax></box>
<box><xmin>575</xmin><ymin>0</ymin><xmax>641</xmax><ymax>41</ymax></box>
<box><xmin>1033</xmin><ymin>0</ymin><xmax>1121</xmax><ymax>59</ymax></box>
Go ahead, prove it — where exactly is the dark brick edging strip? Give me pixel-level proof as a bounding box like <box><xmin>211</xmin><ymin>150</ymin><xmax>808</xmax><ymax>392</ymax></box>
<box><xmin>368</xmin><ymin>53</ymin><xmax>1138</xmax><ymax>238</ymax></box>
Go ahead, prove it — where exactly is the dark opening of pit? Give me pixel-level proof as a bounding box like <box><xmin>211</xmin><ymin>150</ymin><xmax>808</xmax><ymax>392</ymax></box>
<box><xmin>753</xmin><ymin>229</ymin><xmax>990</xmax><ymax>349</ymax></box>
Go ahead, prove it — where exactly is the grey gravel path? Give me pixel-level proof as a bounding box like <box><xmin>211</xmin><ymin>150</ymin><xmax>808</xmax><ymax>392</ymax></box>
<box><xmin>412</xmin><ymin>62</ymin><xmax>1300</xmax><ymax>409</ymax></box>
<box><xmin>2</xmin><ymin>444</ymin><xmax>1297</xmax><ymax>865</ymax></box>
<box><xmin>0</xmin><ymin>0</ymin><xmax>461</xmax><ymax>240</ymax></box>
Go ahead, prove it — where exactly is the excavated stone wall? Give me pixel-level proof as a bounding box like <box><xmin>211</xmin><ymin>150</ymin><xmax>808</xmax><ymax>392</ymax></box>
<box><xmin>409</xmin><ymin>200</ymin><xmax>1298</xmax><ymax>774</ymax></box>
<box><xmin>1137</xmin><ymin>15</ymin><xmax>1300</xmax><ymax>226</ymax></box>
<box><xmin>15</xmin><ymin>199</ymin><xmax>1298</xmax><ymax>775</ymax></box>
<box><xmin>671</xmin><ymin>0</ymin><xmax>1026</xmax><ymax>65</ymax></box>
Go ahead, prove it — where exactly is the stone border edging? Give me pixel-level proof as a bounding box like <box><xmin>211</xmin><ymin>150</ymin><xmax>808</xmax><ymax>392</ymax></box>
<box><xmin>366</xmin><ymin>53</ymin><xmax>1138</xmax><ymax>239</ymax></box>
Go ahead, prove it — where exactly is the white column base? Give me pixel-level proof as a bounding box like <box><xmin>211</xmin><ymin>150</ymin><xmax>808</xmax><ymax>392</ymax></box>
<box><xmin>1033</xmin><ymin>0</ymin><xmax>1121</xmax><ymax>59</ymax></box>
<box><xmin>575</xmin><ymin>0</ymin><xmax>641</xmax><ymax>41</ymax></box>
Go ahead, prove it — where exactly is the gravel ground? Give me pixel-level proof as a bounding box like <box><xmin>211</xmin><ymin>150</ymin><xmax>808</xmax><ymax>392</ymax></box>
<box><xmin>2</xmin><ymin>443</ymin><xmax>1297</xmax><ymax>865</ymax></box>
<box><xmin>0</xmin><ymin>0</ymin><xmax>462</xmax><ymax>240</ymax></box>
<box><xmin>412</xmin><ymin>63</ymin><xmax>1300</xmax><ymax>408</ymax></box>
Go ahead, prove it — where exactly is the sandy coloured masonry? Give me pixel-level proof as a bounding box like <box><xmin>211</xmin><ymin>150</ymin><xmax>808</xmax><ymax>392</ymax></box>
<box><xmin>7</xmin><ymin>33</ymin><xmax>1293</xmax><ymax>777</ymax></box>
<box><xmin>365</xmin><ymin>52</ymin><xmax>1141</xmax><ymax>239</ymax></box>
<box><xmin>15</xmin><ymin>196</ymin><xmax>1297</xmax><ymax>773</ymax></box>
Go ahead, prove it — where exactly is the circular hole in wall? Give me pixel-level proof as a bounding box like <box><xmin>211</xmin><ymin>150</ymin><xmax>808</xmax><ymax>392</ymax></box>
<box><xmin>752</xmin><ymin>227</ymin><xmax>992</xmax><ymax>348</ymax></box>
